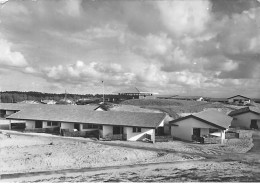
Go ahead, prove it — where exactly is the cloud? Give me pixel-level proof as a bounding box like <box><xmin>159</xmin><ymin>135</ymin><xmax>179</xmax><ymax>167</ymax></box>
<box><xmin>157</xmin><ymin>0</ymin><xmax>212</xmax><ymax>36</ymax></box>
<box><xmin>0</xmin><ymin>38</ymin><xmax>28</xmax><ymax>67</ymax></box>
<box><xmin>43</xmin><ymin>60</ymin><xmax>135</xmax><ymax>86</ymax></box>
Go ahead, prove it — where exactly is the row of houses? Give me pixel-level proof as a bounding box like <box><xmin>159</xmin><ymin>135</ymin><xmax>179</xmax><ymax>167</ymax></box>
<box><xmin>0</xmin><ymin>102</ymin><xmax>259</xmax><ymax>143</ymax></box>
<box><xmin>0</xmin><ymin>103</ymin><xmax>165</xmax><ymax>143</ymax></box>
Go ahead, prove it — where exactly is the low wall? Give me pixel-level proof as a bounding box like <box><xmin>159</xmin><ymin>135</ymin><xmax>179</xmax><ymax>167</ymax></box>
<box><xmin>62</xmin><ymin>129</ymin><xmax>99</xmax><ymax>139</ymax></box>
<box><xmin>24</xmin><ymin>127</ymin><xmax>60</xmax><ymax>134</ymax></box>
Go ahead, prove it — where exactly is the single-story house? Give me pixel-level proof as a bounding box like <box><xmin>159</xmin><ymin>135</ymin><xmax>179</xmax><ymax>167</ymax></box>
<box><xmin>169</xmin><ymin>109</ymin><xmax>232</xmax><ymax>142</ymax></box>
<box><xmin>228</xmin><ymin>106</ymin><xmax>260</xmax><ymax>130</ymax></box>
<box><xmin>227</xmin><ymin>95</ymin><xmax>251</xmax><ymax>104</ymax></box>
<box><xmin>5</xmin><ymin>105</ymin><xmax>166</xmax><ymax>143</ymax></box>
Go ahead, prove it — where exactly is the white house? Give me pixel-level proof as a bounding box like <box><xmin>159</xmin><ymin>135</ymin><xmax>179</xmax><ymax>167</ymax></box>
<box><xmin>169</xmin><ymin>109</ymin><xmax>232</xmax><ymax>142</ymax></box>
<box><xmin>228</xmin><ymin>106</ymin><xmax>260</xmax><ymax>130</ymax></box>
<box><xmin>227</xmin><ymin>95</ymin><xmax>251</xmax><ymax>104</ymax></box>
<box><xmin>6</xmin><ymin>104</ymin><xmax>166</xmax><ymax>143</ymax></box>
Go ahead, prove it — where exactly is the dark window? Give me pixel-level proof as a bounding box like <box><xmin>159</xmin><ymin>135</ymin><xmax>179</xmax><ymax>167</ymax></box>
<box><xmin>113</xmin><ymin>126</ymin><xmax>122</xmax><ymax>134</ymax></box>
<box><xmin>209</xmin><ymin>128</ymin><xmax>218</xmax><ymax>133</ymax></box>
<box><xmin>133</xmin><ymin>127</ymin><xmax>141</xmax><ymax>133</ymax></box>
<box><xmin>47</xmin><ymin>121</ymin><xmax>59</xmax><ymax>127</ymax></box>
<box><xmin>35</xmin><ymin>121</ymin><xmax>43</xmax><ymax>128</ymax></box>
<box><xmin>82</xmin><ymin>124</ymin><xmax>98</xmax><ymax>129</ymax></box>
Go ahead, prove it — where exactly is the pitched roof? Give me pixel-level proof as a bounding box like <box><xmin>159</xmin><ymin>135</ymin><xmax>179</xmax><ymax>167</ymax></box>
<box><xmin>0</xmin><ymin>103</ymin><xmax>100</xmax><ymax>111</ymax></box>
<box><xmin>227</xmin><ymin>95</ymin><xmax>250</xmax><ymax>99</ymax></box>
<box><xmin>6</xmin><ymin>107</ymin><xmax>166</xmax><ymax>128</ymax></box>
<box><xmin>114</xmin><ymin>87</ymin><xmax>152</xmax><ymax>94</ymax></box>
<box><xmin>228</xmin><ymin>106</ymin><xmax>260</xmax><ymax>117</ymax></box>
<box><xmin>170</xmin><ymin>109</ymin><xmax>232</xmax><ymax>129</ymax></box>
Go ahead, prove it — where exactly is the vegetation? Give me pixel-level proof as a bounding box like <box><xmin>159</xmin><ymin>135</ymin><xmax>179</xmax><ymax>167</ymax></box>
<box><xmin>121</xmin><ymin>99</ymin><xmax>236</xmax><ymax>117</ymax></box>
<box><xmin>0</xmin><ymin>91</ymin><xmax>98</xmax><ymax>103</ymax></box>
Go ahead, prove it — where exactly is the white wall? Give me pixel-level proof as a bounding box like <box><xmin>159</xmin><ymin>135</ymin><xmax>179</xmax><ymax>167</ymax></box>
<box><xmin>126</xmin><ymin>127</ymin><xmax>155</xmax><ymax>142</ymax></box>
<box><xmin>171</xmin><ymin>117</ymin><xmax>223</xmax><ymax>141</ymax></box>
<box><xmin>6</xmin><ymin>110</ymin><xmax>15</xmax><ymax>116</ymax></box>
<box><xmin>231</xmin><ymin>112</ymin><xmax>260</xmax><ymax>129</ymax></box>
<box><xmin>26</xmin><ymin>120</ymin><xmax>35</xmax><ymax>129</ymax></box>
<box><xmin>102</xmin><ymin>125</ymin><xmax>113</xmax><ymax>137</ymax></box>
<box><xmin>60</xmin><ymin>122</ymin><xmax>74</xmax><ymax>131</ymax></box>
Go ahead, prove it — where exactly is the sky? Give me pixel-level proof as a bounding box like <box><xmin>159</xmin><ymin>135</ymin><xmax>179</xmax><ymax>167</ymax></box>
<box><xmin>0</xmin><ymin>0</ymin><xmax>259</xmax><ymax>97</ymax></box>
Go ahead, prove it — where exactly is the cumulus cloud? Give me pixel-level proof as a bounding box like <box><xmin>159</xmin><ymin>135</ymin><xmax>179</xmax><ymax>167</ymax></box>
<box><xmin>157</xmin><ymin>0</ymin><xmax>212</xmax><ymax>36</ymax></box>
<box><xmin>0</xmin><ymin>38</ymin><xmax>28</xmax><ymax>67</ymax></box>
<box><xmin>44</xmin><ymin>61</ymin><xmax>135</xmax><ymax>86</ymax></box>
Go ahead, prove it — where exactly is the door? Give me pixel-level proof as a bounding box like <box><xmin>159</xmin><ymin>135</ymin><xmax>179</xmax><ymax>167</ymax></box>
<box><xmin>74</xmin><ymin>123</ymin><xmax>80</xmax><ymax>131</ymax></box>
<box><xmin>35</xmin><ymin>121</ymin><xmax>43</xmax><ymax>128</ymax></box>
<box><xmin>250</xmin><ymin>120</ymin><xmax>258</xmax><ymax>129</ymax></box>
<box><xmin>193</xmin><ymin>128</ymin><xmax>201</xmax><ymax>137</ymax></box>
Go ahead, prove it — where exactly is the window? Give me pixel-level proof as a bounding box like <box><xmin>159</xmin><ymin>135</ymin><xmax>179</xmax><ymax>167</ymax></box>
<box><xmin>209</xmin><ymin>128</ymin><xmax>218</xmax><ymax>133</ymax></box>
<box><xmin>133</xmin><ymin>127</ymin><xmax>141</xmax><ymax>133</ymax></box>
<box><xmin>47</xmin><ymin>121</ymin><xmax>59</xmax><ymax>127</ymax></box>
<box><xmin>82</xmin><ymin>124</ymin><xmax>98</xmax><ymax>129</ymax></box>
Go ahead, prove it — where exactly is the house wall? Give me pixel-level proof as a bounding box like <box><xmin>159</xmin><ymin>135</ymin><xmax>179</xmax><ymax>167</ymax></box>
<box><xmin>126</xmin><ymin>127</ymin><xmax>155</xmax><ymax>142</ymax></box>
<box><xmin>228</xmin><ymin>96</ymin><xmax>249</xmax><ymax>103</ymax></box>
<box><xmin>95</xmin><ymin>107</ymin><xmax>104</xmax><ymax>111</ymax></box>
<box><xmin>60</xmin><ymin>122</ymin><xmax>74</xmax><ymax>131</ymax></box>
<box><xmin>171</xmin><ymin>118</ymin><xmax>224</xmax><ymax>141</ymax></box>
<box><xmin>102</xmin><ymin>125</ymin><xmax>113</xmax><ymax>137</ymax></box>
<box><xmin>231</xmin><ymin>112</ymin><xmax>260</xmax><ymax>129</ymax></box>
<box><xmin>26</xmin><ymin>120</ymin><xmax>35</xmax><ymax>129</ymax></box>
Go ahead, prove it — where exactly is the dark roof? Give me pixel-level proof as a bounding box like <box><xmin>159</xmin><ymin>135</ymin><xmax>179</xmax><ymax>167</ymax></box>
<box><xmin>227</xmin><ymin>95</ymin><xmax>250</xmax><ymax>100</ymax></box>
<box><xmin>170</xmin><ymin>109</ymin><xmax>232</xmax><ymax>129</ymax></box>
<box><xmin>114</xmin><ymin>87</ymin><xmax>153</xmax><ymax>94</ymax></box>
<box><xmin>228</xmin><ymin>106</ymin><xmax>260</xmax><ymax>117</ymax></box>
<box><xmin>0</xmin><ymin>103</ymin><xmax>100</xmax><ymax>111</ymax></box>
<box><xmin>6</xmin><ymin>106</ymin><xmax>166</xmax><ymax>128</ymax></box>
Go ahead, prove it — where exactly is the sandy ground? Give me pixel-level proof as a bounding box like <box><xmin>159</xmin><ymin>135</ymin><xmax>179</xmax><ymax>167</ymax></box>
<box><xmin>0</xmin><ymin>133</ymin><xmax>203</xmax><ymax>175</ymax></box>
<box><xmin>0</xmin><ymin>130</ymin><xmax>259</xmax><ymax>182</ymax></box>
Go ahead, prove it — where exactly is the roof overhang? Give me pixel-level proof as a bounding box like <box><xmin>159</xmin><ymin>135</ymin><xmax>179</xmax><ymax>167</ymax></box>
<box><xmin>169</xmin><ymin>115</ymin><xmax>227</xmax><ymax>130</ymax></box>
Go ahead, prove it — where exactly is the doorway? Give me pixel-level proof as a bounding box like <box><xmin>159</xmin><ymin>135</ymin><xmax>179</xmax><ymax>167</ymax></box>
<box><xmin>193</xmin><ymin>128</ymin><xmax>201</xmax><ymax>137</ymax></box>
<box><xmin>74</xmin><ymin>123</ymin><xmax>80</xmax><ymax>131</ymax></box>
<box><xmin>250</xmin><ymin>120</ymin><xmax>258</xmax><ymax>129</ymax></box>
<box><xmin>35</xmin><ymin>121</ymin><xmax>43</xmax><ymax>128</ymax></box>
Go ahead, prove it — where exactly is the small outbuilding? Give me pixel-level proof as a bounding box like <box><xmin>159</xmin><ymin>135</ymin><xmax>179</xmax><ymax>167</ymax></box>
<box><xmin>227</xmin><ymin>95</ymin><xmax>251</xmax><ymax>104</ymax></box>
<box><xmin>228</xmin><ymin>106</ymin><xmax>260</xmax><ymax>130</ymax></box>
<box><xmin>169</xmin><ymin>109</ymin><xmax>232</xmax><ymax>142</ymax></box>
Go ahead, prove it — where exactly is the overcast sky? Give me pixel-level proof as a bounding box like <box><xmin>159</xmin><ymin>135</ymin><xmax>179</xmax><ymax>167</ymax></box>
<box><xmin>0</xmin><ymin>0</ymin><xmax>259</xmax><ymax>97</ymax></box>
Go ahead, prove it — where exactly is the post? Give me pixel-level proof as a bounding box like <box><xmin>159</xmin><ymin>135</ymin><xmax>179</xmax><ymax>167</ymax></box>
<box><xmin>102</xmin><ymin>81</ymin><xmax>105</xmax><ymax>104</ymax></box>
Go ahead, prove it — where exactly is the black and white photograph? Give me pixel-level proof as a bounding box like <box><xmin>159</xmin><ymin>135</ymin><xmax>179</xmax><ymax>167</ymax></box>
<box><xmin>0</xmin><ymin>0</ymin><xmax>260</xmax><ymax>183</ymax></box>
